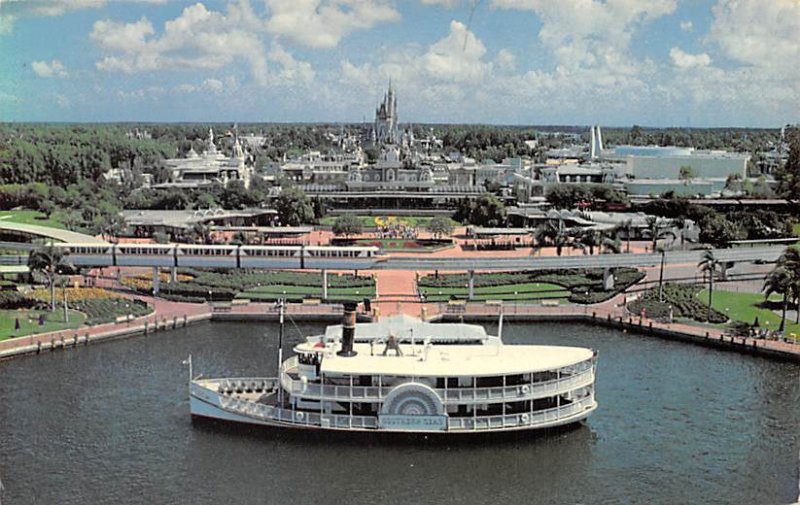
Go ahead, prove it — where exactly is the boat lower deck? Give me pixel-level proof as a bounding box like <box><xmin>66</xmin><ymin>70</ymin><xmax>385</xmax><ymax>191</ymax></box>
<box><xmin>191</xmin><ymin>378</ymin><xmax>597</xmax><ymax>433</ymax></box>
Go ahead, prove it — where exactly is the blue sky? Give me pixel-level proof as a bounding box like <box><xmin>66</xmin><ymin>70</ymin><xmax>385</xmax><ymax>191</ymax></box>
<box><xmin>0</xmin><ymin>0</ymin><xmax>797</xmax><ymax>127</ymax></box>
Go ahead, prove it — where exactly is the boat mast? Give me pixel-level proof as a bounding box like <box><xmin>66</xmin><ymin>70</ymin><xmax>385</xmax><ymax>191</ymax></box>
<box><xmin>498</xmin><ymin>304</ymin><xmax>504</xmax><ymax>340</ymax></box>
<box><xmin>278</xmin><ymin>298</ymin><xmax>284</xmax><ymax>408</ymax></box>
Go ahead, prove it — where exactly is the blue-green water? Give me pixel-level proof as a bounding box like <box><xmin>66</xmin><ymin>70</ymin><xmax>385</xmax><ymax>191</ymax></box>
<box><xmin>0</xmin><ymin>321</ymin><xmax>797</xmax><ymax>504</ymax></box>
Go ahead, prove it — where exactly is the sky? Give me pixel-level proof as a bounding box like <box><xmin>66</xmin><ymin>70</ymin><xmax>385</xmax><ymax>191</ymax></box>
<box><xmin>0</xmin><ymin>0</ymin><xmax>798</xmax><ymax>127</ymax></box>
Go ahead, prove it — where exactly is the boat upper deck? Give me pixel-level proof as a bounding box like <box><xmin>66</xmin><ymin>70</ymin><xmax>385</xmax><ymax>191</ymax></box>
<box><xmin>312</xmin><ymin>343</ymin><xmax>593</xmax><ymax>377</ymax></box>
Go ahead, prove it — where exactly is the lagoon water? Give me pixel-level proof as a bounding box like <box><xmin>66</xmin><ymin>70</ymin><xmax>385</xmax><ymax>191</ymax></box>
<box><xmin>0</xmin><ymin>321</ymin><xmax>798</xmax><ymax>504</ymax></box>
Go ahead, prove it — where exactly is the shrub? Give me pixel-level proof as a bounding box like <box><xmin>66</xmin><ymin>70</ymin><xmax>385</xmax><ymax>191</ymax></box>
<box><xmin>0</xmin><ymin>291</ymin><xmax>40</xmax><ymax>309</ymax></box>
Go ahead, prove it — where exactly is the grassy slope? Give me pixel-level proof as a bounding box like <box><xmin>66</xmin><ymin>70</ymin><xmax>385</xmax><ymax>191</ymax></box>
<box><xmin>699</xmin><ymin>289</ymin><xmax>800</xmax><ymax>335</ymax></box>
<box><xmin>0</xmin><ymin>309</ymin><xmax>86</xmax><ymax>341</ymax></box>
<box><xmin>0</xmin><ymin>210</ymin><xmax>65</xmax><ymax>229</ymax></box>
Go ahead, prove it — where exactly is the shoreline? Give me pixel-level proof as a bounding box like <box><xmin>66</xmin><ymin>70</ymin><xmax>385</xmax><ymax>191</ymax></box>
<box><xmin>1</xmin><ymin>302</ymin><xmax>799</xmax><ymax>364</ymax></box>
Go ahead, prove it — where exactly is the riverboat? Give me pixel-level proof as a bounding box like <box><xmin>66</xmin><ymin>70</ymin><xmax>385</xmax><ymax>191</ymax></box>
<box><xmin>188</xmin><ymin>303</ymin><xmax>598</xmax><ymax>434</ymax></box>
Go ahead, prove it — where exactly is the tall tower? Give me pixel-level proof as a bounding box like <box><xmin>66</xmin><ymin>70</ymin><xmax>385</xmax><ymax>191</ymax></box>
<box><xmin>373</xmin><ymin>82</ymin><xmax>399</xmax><ymax>145</ymax></box>
<box><xmin>590</xmin><ymin>125</ymin><xmax>604</xmax><ymax>160</ymax></box>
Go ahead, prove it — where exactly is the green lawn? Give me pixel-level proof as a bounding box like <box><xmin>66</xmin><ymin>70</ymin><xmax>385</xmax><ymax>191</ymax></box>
<box><xmin>420</xmin><ymin>282</ymin><xmax>570</xmax><ymax>302</ymax></box>
<box><xmin>0</xmin><ymin>210</ymin><xmax>65</xmax><ymax>229</ymax></box>
<box><xmin>699</xmin><ymin>289</ymin><xmax>800</xmax><ymax>335</ymax></box>
<box><xmin>0</xmin><ymin>309</ymin><xmax>86</xmax><ymax>341</ymax></box>
<box><xmin>239</xmin><ymin>284</ymin><xmax>376</xmax><ymax>301</ymax></box>
<box><xmin>794</xmin><ymin>223</ymin><xmax>800</xmax><ymax>237</ymax></box>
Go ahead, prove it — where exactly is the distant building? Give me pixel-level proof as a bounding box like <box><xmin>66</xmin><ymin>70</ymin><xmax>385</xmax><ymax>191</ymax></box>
<box><xmin>156</xmin><ymin>128</ymin><xmax>253</xmax><ymax>189</ymax></box>
<box><xmin>608</xmin><ymin>145</ymin><xmax>749</xmax><ymax>180</ymax></box>
<box><xmin>372</xmin><ymin>83</ymin><xmax>399</xmax><ymax>145</ymax></box>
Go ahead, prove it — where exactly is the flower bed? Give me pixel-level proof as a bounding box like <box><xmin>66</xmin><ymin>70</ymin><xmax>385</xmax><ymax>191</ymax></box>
<box><xmin>628</xmin><ymin>283</ymin><xmax>728</xmax><ymax>324</ymax></box>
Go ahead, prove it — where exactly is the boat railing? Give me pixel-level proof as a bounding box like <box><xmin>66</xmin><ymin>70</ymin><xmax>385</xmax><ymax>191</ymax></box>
<box><xmin>216</xmin><ymin>391</ymin><xmax>594</xmax><ymax>432</ymax></box>
<box><xmin>446</xmin><ymin>395</ymin><xmax>596</xmax><ymax>432</ymax></box>
<box><xmin>279</xmin><ymin>364</ymin><xmax>594</xmax><ymax>404</ymax></box>
<box><xmin>217</xmin><ymin>394</ymin><xmax>378</xmax><ymax>429</ymax></box>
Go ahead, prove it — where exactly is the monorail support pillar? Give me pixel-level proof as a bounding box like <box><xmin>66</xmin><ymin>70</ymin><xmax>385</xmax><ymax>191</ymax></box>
<box><xmin>322</xmin><ymin>269</ymin><xmax>328</xmax><ymax>300</ymax></box>
<box><xmin>468</xmin><ymin>270</ymin><xmax>475</xmax><ymax>301</ymax></box>
<box><xmin>152</xmin><ymin>267</ymin><xmax>160</xmax><ymax>295</ymax></box>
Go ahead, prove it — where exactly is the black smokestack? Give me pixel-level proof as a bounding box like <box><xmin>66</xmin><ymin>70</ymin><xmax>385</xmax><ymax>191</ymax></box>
<box><xmin>337</xmin><ymin>302</ymin><xmax>358</xmax><ymax>357</ymax></box>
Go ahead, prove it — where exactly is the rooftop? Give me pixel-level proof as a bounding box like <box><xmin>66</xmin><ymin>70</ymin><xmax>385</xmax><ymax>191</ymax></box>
<box><xmin>318</xmin><ymin>343</ymin><xmax>593</xmax><ymax>377</ymax></box>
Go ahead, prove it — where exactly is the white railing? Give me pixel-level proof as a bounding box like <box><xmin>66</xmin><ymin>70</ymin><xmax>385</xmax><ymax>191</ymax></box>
<box><xmin>446</xmin><ymin>395</ymin><xmax>596</xmax><ymax>431</ymax></box>
<box><xmin>279</xmin><ymin>365</ymin><xmax>594</xmax><ymax>405</ymax></box>
<box><xmin>213</xmin><ymin>389</ymin><xmax>594</xmax><ymax>432</ymax></box>
<box><xmin>217</xmin><ymin>395</ymin><xmax>378</xmax><ymax>429</ymax></box>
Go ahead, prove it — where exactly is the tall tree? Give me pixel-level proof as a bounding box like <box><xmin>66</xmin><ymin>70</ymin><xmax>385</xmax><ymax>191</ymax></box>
<box><xmin>274</xmin><ymin>186</ymin><xmax>314</xmax><ymax>226</ymax></box>
<box><xmin>777</xmin><ymin>126</ymin><xmax>800</xmax><ymax>199</ymax></box>
<box><xmin>27</xmin><ymin>243</ymin><xmax>70</xmax><ymax>312</ymax></box>
<box><xmin>763</xmin><ymin>266</ymin><xmax>792</xmax><ymax>333</ymax></box>
<box><xmin>332</xmin><ymin>214</ymin><xmax>363</xmax><ymax>238</ymax></box>
<box><xmin>697</xmin><ymin>249</ymin><xmax>719</xmax><ymax>323</ymax></box>
<box><xmin>426</xmin><ymin>215</ymin><xmax>455</xmax><ymax>239</ymax></box>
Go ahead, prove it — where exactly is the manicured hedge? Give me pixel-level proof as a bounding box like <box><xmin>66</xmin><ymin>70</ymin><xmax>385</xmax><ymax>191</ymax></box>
<box><xmin>181</xmin><ymin>269</ymin><xmax>373</xmax><ymax>290</ymax></box>
<box><xmin>70</xmin><ymin>298</ymin><xmax>151</xmax><ymax>325</ymax></box>
<box><xmin>419</xmin><ymin>268</ymin><xmax>645</xmax><ymax>305</ymax></box>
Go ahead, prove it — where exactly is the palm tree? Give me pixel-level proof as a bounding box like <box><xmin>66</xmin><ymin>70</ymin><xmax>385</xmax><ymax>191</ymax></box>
<box><xmin>697</xmin><ymin>249</ymin><xmax>719</xmax><ymax>322</ymax></box>
<box><xmin>571</xmin><ymin>229</ymin><xmax>597</xmax><ymax>255</ymax></box>
<box><xmin>535</xmin><ymin>221</ymin><xmax>570</xmax><ymax>256</ymax></box>
<box><xmin>27</xmin><ymin>243</ymin><xmax>70</xmax><ymax>312</ymax></box>
<box><xmin>602</xmin><ymin>235</ymin><xmax>622</xmax><ymax>254</ymax></box>
<box><xmin>763</xmin><ymin>266</ymin><xmax>792</xmax><ymax>332</ymax></box>
<box><xmin>614</xmin><ymin>219</ymin><xmax>633</xmax><ymax>253</ymax></box>
<box><xmin>645</xmin><ymin>216</ymin><xmax>676</xmax><ymax>252</ymax></box>
<box><xmin>776</xmin><ymin>246</ymin><xmax>800</xmax><ymax>323</ymax></box>
<box><xmin>656</xmin><ymin>243</ymin><xmax>671</xmax><ymax>302</ymax></box>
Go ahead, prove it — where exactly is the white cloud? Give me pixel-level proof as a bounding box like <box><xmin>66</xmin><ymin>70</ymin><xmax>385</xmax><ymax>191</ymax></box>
<box><xmin>422</xmin><ymin>20</ymin><xmax>490</xmax><ymax>82</ymax></box>
<box><xmin>709</xmin><ymin>0</ymin><xmax>799</xmax><ymax>74</ymax></box>
<box><xmin>202</xmin><ymin>78</ymin><xmax>224</xmax><ymax>93</ymax></box>
<box><xmin>669</xmin><ymin>48</ymin><xmax>710</xmax><ymax>69</ymax></box>
<box><xmin>263</xmin><ymin>0</ymin><xmax>400</xmax><ymax>49</ymax></box>
<box><xmin>31</xmin><ymin>59</ymin><xmax>68</xmax><ymax>78</ymax></box>
<box><xmin>491</xmin><ymin>0</ymin><xmax>677</xmax><ymax>71</ymax></box>
<box><xmin>90</xmin><ymin>17</ymin><xmax>154</xmax><ymax>53</ymax></box>
<box><xmin>54</xmin><ymin>93</ymin><xmax>71</xmax><ymax>108</ymax></box>
<box><xmin>0</xmin><ymin>0</ymin><xmax>105</xmax><ymax>35</ymax></box>
<box><xmin>494</xmin><ymin>48</ymin><xmax>516</xmax><ymax>72</ymax></box>
<box><xmin>680</xmin><ymin>20</ymin><xmax>692</xmax><ymax>31</ymax></box>
<box><xmin>90</xmin><ymin>2</ymin><xmax>316</xmax><ymax>87</ymax></box>
<box><xmin>420</xmin><ymin>0</ymin><xmax>464</xmax><ymax>7</ymax></box>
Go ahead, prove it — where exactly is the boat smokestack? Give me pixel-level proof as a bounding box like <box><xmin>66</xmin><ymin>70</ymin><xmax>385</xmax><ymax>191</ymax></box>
<box><xmin>338</xmin><ymin>302</ymin><xmax>358</xmax><ymax>357</ymax></box>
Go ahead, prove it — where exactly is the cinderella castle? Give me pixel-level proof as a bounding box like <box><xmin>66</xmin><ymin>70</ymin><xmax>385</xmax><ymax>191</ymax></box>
<box><xmin>371</xmin><ymin>83</ymin><xmax>399</xmax><ymax>145</ymax></box>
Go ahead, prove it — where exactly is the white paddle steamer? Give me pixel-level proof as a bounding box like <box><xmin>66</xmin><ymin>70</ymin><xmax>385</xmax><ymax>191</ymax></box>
<box><xmin>189</xmin><ymin>303</ymin><xmax>598</xmax><ymax>434</ymax></box>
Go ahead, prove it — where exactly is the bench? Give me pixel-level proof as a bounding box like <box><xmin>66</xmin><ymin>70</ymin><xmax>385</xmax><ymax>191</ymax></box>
<box><xmin>541</xmin><ymin>299</ymin><xmax>560</xmax><ymax>307</ymax></box>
